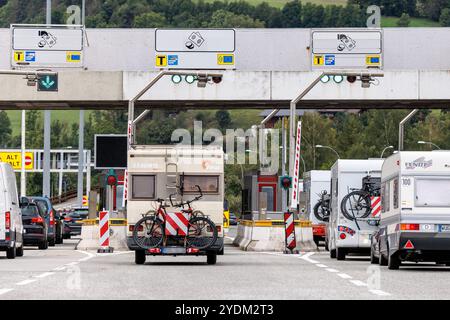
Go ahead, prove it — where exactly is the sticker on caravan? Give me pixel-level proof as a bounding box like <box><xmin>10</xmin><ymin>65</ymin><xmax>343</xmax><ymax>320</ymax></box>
<box><xmin>405</xmin><ymin>157</ymin><xmax>432</xmax><ymax>170</ymax></box>
<box><xmin>338</xmin><ymin>225</ymin><xmax>355</xmax><ymax>236</ymax></box>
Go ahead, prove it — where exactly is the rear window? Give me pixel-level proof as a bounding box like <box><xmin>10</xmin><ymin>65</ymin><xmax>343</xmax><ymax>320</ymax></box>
<box><xmin>182</xmin><ymin>175</ymin><xmax>219</xmax><ymax>194</ymax></box>
<box><xmin>416</xmin><ymin>178</ymin><xmax>450</xmax><ymax>207</ymax></box>
<box><xmin>131</xmin><ymin>175</ymin><xmax>156</xmax><ymax>200</ymax></box>
<box><xmin>21</xmin><ymin>206</ymin><xmax>40</xmax><ymax>216</ymax></box>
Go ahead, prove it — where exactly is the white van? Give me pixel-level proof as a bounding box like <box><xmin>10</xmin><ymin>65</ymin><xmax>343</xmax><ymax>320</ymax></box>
<box><xmin>327</xmin><ymin>159</ymin><xmax>383</xmax><ymax>260</ymax></box>
<box><xmin>377</xmin><ymin>151</ymin><xmax>450</xmax><ymax>269</ymax></box>
<box><xmin>126</xmin><ymin>145</ymin><xmax>224</xmax><ymax>265</ymax></box>
<box><xmin>0</xmin><ymin>162</ymin><xmax>24</xmax><ymax>259</ymax></box>
<box><xmin>303</xmin><ymin>170</ymin><xmax>331</xmax><ymax>245</ymax></box>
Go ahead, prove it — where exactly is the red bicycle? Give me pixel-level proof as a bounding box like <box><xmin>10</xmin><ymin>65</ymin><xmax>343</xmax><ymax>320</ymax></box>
<box><xmin>132</xmin><ymin>186</ymin><xmax>218</xmax><ymax>250</ymax></box>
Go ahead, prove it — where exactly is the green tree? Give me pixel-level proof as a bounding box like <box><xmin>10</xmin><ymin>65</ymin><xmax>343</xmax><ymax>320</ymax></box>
<box><xmin>440</xmin><ymin>8</ymin><xmax>450</xmax><ymax>26</ymax></box>
<box><xmin>0</xmin><ymin>111</ymin><xmax>11</xmax><ymax>147</ymax></box>
<box><xmin>281</xmin><ymin>0</ymin><xmax>302</xmax><ymax>27</ymax></box>
<box><xmin>208</xmin><ymin>9</ymin><xmax>264</xmax><ymax>28</ymax></box>
<box><xmin>215</xmin><ymin>110</ymin><xmax>232</xmax><ymax>132</ymax></box>
<box><xmin>397</xmin><ymin>13</ymin><xmax>411</xmax><ymax>26</ymax></box>
<box><xmin>133</xmin><ymin>11</ymin><xmax>166</xmax><ymax>27</ymax></box>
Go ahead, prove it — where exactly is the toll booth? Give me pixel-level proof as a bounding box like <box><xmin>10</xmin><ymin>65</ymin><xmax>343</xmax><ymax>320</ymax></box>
<box><xmin>242</xmin><ymin>171</ymin><xmax>306</xmax><ymax>220</ymax></box>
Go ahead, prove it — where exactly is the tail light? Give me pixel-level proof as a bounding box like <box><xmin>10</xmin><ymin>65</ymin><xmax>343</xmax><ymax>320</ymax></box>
<box><xmin>5</xmin><ymin>212</ymin><xmax>10</xmax><ymax>241</ymax></box>
<box><xmin>187</xmin><ymin>248</ymin><xmax>200</xmax><ymax>254</ymax></box>
<box><xmin>64</xmin><ymin>217</ymin><xmax>72</xmax><ymax>222</ymax></box>
<box><xmin>31</xmin><ymin>216</ymin><xmax>44</xmax><ymax>224</ymax></box>
<box><xmin>400</xmin><ymin>223</ymin><xmax>420</xmax><ymax>231</ymax></box>
<box><xmin>339</xmin><ymin>233</ymin><xmax>347</xmax><ymax>240</ymax></box>
<box><xmin>148</xmin><ymin>248</ymin><xmax>161</xmax><ymax>254</ymax></box>
<box><xmin>50</xmin><ymin>210</ymin><xmax>55</xmax><ymax>226</ymax></box>
<box><xmin>129</xmin><ymin>225</ymin><xmax>144</xmax><ymax>232</ymax></box>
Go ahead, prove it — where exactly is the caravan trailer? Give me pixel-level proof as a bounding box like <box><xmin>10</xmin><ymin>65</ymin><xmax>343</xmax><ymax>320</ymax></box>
<box><xmin>375</xmin><ymin>151</ymin><xmax>450</xmax><ymax>269</ymax></box>
<box><xmin>126</xmin><ymin>145</ymin><xmax>224</xmax><ymax>264</ymax></box>
<box><xmin>303</xmin><ymin>170</ymin><xmax>331</xmax><ymax>245</ymax></box>
<box><xmin>327</xmin><ymin>159</ymin><xmax>384</xmax><ymax>260</ymax></box>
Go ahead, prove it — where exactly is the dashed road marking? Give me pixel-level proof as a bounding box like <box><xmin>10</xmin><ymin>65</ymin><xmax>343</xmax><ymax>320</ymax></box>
<box><xmin>35</xmin><ymin>272</ymin><xmax>55</xmax><ymax>279</ymax></box>
<box><xmin>0</xmin><ymin>288</ymin><xmax>13</xmax><ymax>295</ymax></box>
<box><xmin>16</xmin><ymin>279</ymin><xmax>37</xmax><ymax>286</ymax></box>
<box><xmin>316</xmin><ymin>264</ymin><xmax>328</xmax><ymax>268</ymax></box>
<box><xmin>299</xmin><ymin>252</ymin><xmax>319</xmax><ymax>264</ymax></box>
<box><xmin>325</xmin><ymin>268</ymin><xmax>339</xmax><ymax>273</ymax></box>
<box><xmin>350</xmin><ymin>280</ymin><xmax>368</xmax><ymax>287</ymax></box>
<box><xmin>369</xmin><ymin>289</ymin><xmax>391</xmax><ymax>296</ymax></box>
<box><xmin>53</xmin><ymin>266</ymin><xmax>66</xmax><ymax>271</ymax></box>
<box><xmin>65</xmin><ymin>262</ymin><xmax>79</xmax><ymax>266</ymax></box>
<box><xmin>337</xmin><ymin>273</ymin><xmax>353</xmax><ymax>279</ymax></box>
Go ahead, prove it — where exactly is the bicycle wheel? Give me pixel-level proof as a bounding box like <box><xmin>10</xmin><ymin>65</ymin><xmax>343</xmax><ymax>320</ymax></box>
<box><xmin>341</xmin><ymin>190</ymin><xmax>371</xmax><ymax>220</ymax></box>
<box><xmin>186</xmin><ymin>217</ymin><xmax>218</xmax><ymax>250</ymax></box>
<box><xmin>313</xmin><ymin>201</ymin><xmax>329</xmax><ymax>222</ymax></box>
<box><xmin>133</xmin><ymin>216</ymin><xmax>164</xmax><ymax>250</ymax></box>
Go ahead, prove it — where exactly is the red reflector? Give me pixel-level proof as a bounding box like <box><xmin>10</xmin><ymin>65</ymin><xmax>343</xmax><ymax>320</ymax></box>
<box><xmin>404</xmin><ymin>240</ymin><xmax>414</xmax><ymax>249</ymax></box>
<box><xmin>5</xmin><ymin>212</ymin><xmax>10</xmax><ymax>230</ymax></box>
<box><xmin>50</xmin><ymin>210</ymin><xmax>55</xmax><ymax>225</ymax></box>
<box><xmin>148</xmin><ymin>248</ymin><xmax>161</xmax><ymax>254</ymax></box>
<box><xmin>187</xmin><ymin>248</ymin><xmax>200</xmax><ymax>254</ymax></box>
<box><xmin>400</xmin><ymin>223</ymin><xmax>420</xmax><ymax>231</ymax></box>
<box><xmin>216</xmin><ymin>226</ymin><xmax>221</xmax><ymax>233</ymax></box>
<box><xmin>339</xmin><ymin>233</ymin><xmax>346</xmax><ymax>240</ymax></box>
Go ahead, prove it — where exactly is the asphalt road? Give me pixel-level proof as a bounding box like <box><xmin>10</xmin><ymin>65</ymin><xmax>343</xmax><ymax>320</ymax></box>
<box><xmin>0</xmin><ymin>230</ymin><xmax>450</xmax><ymax>300</ymax></box>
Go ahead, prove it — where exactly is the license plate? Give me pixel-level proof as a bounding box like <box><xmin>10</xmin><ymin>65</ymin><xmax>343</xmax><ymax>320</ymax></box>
<box><xmin>439</xmin><ymin>225</ymin><xmax>450</xmax><ymax>232</ymax></box>
<box><xmin>161</xmin><ymin>247</ymin><xmax>186</xmax><ymax>254</ymax></box>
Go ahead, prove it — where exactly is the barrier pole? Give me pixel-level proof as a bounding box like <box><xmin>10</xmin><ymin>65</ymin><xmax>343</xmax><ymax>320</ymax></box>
<box><xmin>98</xmin><ymin>210</ymin><xmax>113</xmax><ymax>253</ymax></box>
<box><xmin>284</xmin><ymin>211</ymin><xmax>298</xmax><ymax>254</ymax></box>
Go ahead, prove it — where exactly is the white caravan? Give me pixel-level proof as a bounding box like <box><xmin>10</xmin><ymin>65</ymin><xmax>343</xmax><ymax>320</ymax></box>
<box><xmin>303</xmin><ymin>170</ymin><xmax>331</xmax><ymax>245</ymax></box>
<box><xmin>376</xmin><ymin>151</ymin><xmax>450</xmax><ymax>269</ymax></box>
<box><xmin>327</xmin><ymin>159</ymin><xmax>383</xmax><ymax>260</ymax></box>
<box><xmin>0</xmin><ymin>162</ymin><xmax>24</xmax><ymax>259</ymax></box>
<box><xmin>126</xmin><ymin>145</ymin><xmax>224</xmax><ymax>264</ymax></box>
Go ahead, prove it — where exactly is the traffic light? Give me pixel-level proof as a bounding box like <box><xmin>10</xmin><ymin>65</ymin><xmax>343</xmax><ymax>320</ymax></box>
<box><xmin>279</xmin><ymin>175</ymin><xmax>292</xmax><ymax>190</ymax></box>
<box><xmin>37</xmin><ymin>74</ymin><xmax>58</xmax><ymax>92</ymax></box>
<box><xmin>105</xmin><ymin>169</ymin><xmax>118</xmax><ymax>186</ymax></box>
<box><xmin>171</xmin><ymin>74</ymin><xmax>223</xmax><ymax>87</ymax></box>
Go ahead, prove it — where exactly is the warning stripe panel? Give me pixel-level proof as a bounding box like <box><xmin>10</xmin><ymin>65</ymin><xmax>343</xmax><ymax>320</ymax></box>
<box><xmin>371</xmin><ymin>196</ymin><xmax>381</xmax><ymax>217</ymax></box>
<box><xmin>165</xmin><ymin>212</ymin><xmax>189</xmax><ymax>236</ymax></box>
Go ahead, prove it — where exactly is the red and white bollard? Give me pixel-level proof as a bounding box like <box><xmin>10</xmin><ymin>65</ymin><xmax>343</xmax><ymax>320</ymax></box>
<box><xmin>284</xmin><ymin>211</ymin><xmax>298</xmax><ymax>254</ymax></box>
<box><xmin>98</xmin><ymin>210</ymin><xmax>114</xmax><ymax>253</ymax></box>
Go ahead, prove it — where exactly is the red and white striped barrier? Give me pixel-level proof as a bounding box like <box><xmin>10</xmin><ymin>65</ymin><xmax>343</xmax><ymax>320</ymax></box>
<box><xmin>284</xmin><ymin>211</ymin><xmax>297</xmax><ymax>252</ymax></box>
<box><xmin>290</xmin><ymin>121</ymin><xmax>302</xmax><ymax>208</ymax></box>
<box><xmin>371</xmin><ymin>196</ymin><xmax>381</xmax><ymax>217</ymax></box>
<box><xmin>98</xmin><ymin>211</ymin><xmax>113</xmax><ymax>253</ymax></box>
<box><xmin>165</xmin><ymin>212</ymin><xmax>189</xmax><ymax>236</ymax></box>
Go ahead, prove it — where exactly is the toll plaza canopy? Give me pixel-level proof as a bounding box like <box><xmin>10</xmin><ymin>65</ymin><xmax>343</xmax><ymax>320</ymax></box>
<box><xmin>1</xmin><ymin>27</ymin><xmax>450</xmax><ymax>110</ymax></box>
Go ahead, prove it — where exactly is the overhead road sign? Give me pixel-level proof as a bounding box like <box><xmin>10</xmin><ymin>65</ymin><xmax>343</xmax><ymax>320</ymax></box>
<box><xmin>10</xmin><ymin>24</ymin><xmax>84</xmax><ymax>68</ymax></box>
<box><xmin>311</xmin><ymin>29</ymin><xmax>382</xmax><ymax>70</ymax></box>
<box><xmin>155</xmin><ymin>29</ymin><xmax>236</xmax><ymax>70</ymax></box>
<box><xmin>94</xmin><ymin>135</ymin><xmax>128</xmax><ymax>170</ymax></box>
<box><xmin>37</xmin><ymin>74</ymin><xmax>58</xmax><ymax>92</ymax></box>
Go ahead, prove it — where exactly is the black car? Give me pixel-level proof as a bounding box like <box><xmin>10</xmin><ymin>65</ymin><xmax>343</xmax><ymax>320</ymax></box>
<box><xmin>21</xmin><ymin>203</ymin><xmax>48</xmax><ymax>250</ymax></box>
<box><xmin>64</xmin><ymin>208</ymin><xmax>89</xmax><ymax>237</ymax></box>
<box><xmin>370</xmin><ymin>229</ymin><xmax>387</xmax><ymax>265</ymax></box>
<box><xmin>229</xmin><ymin>212</ymin><xmax>238</xmax><ymax>226</ymax></box>
<box><xmin>31</xmin><ymin>197</ymin><xmax>63</xmax><ymax>246</ymax></box>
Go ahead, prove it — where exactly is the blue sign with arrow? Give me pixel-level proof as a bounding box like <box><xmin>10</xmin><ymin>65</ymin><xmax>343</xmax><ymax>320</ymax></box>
<box><xmin>38</xmin><ymin>74</ymin><xmax>58</xmax><ymax>92</ymax></box>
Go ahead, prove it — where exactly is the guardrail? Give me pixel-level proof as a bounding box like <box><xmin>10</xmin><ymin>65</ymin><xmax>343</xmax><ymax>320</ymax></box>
<box><xmin>50</xmin><ymin>190</ymin><xmax>78</xmax><ymax>205</ymax></box>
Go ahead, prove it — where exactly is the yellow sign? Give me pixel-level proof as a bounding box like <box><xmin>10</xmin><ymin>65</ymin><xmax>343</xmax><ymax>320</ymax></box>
<box><xmin>14</xmin><ymin>51</ymin><xmax>24</xmax><ymax>62</ymax></box>
<box><xmin>366</xmin><ymin>55</ymin><xmax>381</xmax><ymax>66</ymax></box>
<box><xmin>82</xmin><ymin>195</ymin><xmax>88</xmax><ymax>207</ymax></box>
<box><xmin>313</xmin><ymin>55</ymin><xmax>324</xmax><ymax>66</ymax></box>
<box><xmin>66</xmin><ymin>51</ymin><xmax>82</xmax><ymax>62</ymax></box>
<box><xmin>0</xmin><ymin>152</ymin><xmax>34</xmax><ymax>170</ymax></box>
<box><xmin>155</xmin><ymin>55</ymin><xmax>167</xmax><ymax>67</ymax></box>
<box><xmin>223</xmin><ymin>210</ymin><xmax>230</xmax><ymax>228</ymax></box>
<box><xmin>217</xmin><ymin>54</ymin><xmax>234</xmax><ymax>65</ymax></box>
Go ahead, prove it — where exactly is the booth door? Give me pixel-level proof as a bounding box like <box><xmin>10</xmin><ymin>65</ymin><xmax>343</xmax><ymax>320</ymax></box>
<box><xmin>258</xmin><ymin>183</ymin><xmax>277</xmax><ymax>212</ymax></box>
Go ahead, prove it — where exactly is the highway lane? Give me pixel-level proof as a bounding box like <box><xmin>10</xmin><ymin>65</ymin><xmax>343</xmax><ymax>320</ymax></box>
<box><xmin>1</xmin><ymin>232</ymin><xmax>450</xmax><ymax>299</ymax></box>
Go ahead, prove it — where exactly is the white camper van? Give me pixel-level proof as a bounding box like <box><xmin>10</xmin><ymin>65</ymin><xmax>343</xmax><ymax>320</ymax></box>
<box><xmin>126</xmin><ymin>145</ymin><xmax>224</xmax><ymax>265</ymax></box>
<box><xmin>303</xmin><ymin>170</ymin><xmax>331</xmax><ymax>245</ymax></box>
<box><xmin>0</xmin><ymin>162</ymin><xmax>24</xmax><ymax>259</ymax></box>
<box><xmin>327</xmin><ymin>159</ymin><xmax>383</xmax><ymax>260</ymax></box>
<box><xmin>376</xmin><ymin>151</ymin><xmax>450</xmax><ymax>269</ymax></box>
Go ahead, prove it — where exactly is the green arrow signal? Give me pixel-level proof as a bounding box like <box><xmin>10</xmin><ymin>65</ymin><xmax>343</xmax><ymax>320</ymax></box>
<box><xmin>41</xmin><ymin>76</ymin><xmax>55</xmax><ymax>89</ymax></box>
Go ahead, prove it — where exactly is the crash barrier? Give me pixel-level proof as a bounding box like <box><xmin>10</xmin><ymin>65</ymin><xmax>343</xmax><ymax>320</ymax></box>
<box><xmin>76</xmin><ymin>217</ymin><xmax>128</xmax><ymax>251</ymax></box>
<box><xmin>98</xmin><ymin>211</ymin><xmax>114</xmax><ymax>253</ymax></box>
<box><xmin>284</xmin><ymin>212</ymin><xmax>297</xmax><ymax>252</ymax></box>
<box><xmin>233</xmin><ymin>220</ymin><xmax>317</xmax><ymax>252</ymax></box>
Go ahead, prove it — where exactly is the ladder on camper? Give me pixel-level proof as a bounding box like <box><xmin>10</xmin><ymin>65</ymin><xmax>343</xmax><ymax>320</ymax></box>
<box><xmin>165</xmin><ymin>148</ymin><xmax>180</xmax><ymax>204</ymax></box>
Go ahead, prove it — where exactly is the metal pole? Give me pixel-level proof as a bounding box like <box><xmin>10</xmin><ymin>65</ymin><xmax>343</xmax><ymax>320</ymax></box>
<box><xmin>58</xmin><ymin>151</ymin><xmax>63</xmax><ymax>197</ymax></box>
<box><xmin>43</xmin><ymin>0</ymin><xmax>52</xmax><ymax>197</ymax></box>
<box><xmin>20</xmin><ymin>110</ymin><xmax>26</xmax><ymax>197</ymax></box>
<box><xmin>77</xmin><ymin>110</ymin><xmax>84</xmax><ymax>207</ymax></box>
<box><xmin>86</xmin><ymin>150</ymin><xmax>91</xmax><ymax>195</ymax></box>
<box><xmin>398</xmin><ymin>109</ymin><xmax>418</xmax><ymax>151</ymax></box>
<box><xmin>82</xmin><ymin>0</ymin><xmax>86</xmax><ymax>25</ymax></box>
<box><xmin>281</xmin><ymin>117</ymin><xmax>287</xmax><ymax>211</ymax></box>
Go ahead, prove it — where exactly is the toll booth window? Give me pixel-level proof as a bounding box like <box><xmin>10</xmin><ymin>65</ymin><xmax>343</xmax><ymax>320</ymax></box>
<box><xmin>415</xmin><ymin>179</ymin><xmax>450</xmax><ymax>207</ymax></box>
<box><xmin>131</xmin><ymin>175</ymin><xmax>155</xmax><ymax>199</ymax></box>
<box><xmin>260</xmin><ymin>186</ymin><xmax>275</xmax><ymax>211</ymax></box>
<box><xmin>183</xmin><ymin>175</ymin><xmax>219</xmax><ymax>194</ymax></box>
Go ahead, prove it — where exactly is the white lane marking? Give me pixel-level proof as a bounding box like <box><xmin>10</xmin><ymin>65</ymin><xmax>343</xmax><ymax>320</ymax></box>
<box><xmin>299</xmin><ymin>252</ymin><xmax>319</xmax><ymax>264</ymax></box>
<box><xmin>77</xmin><ymin>250</ymin><xmax>95</xmax><ymax>260</ymax></box>
<box><xmin>16</xmin><ymin>279</ymin><xmax>37</xmax><ymax>286</ymax></box>
<box><xmin>337</xmin><ymin>273</ymin><xmax>353</xmax><ymax>279</ymax></box>
<box><xmin>369</xmin><ymin>289</ymin><xmax>391</xmax><ymax>297</ymax></box>
<box><xmin>316</xmin><ymin>264</ymin><xmax>328</xmax><ymax>268</ymax></box>
<box><xmin>225</xmin><ymin>236</ymin><xmax>235</xmax><ymax>241</ymax></box>
<box><xmin>34</xmin><ymin>272</ymin><xmax>55</xmax><ymax>279</ymax></box>
<box><xmin>53</xmin><ymin>266</ymin><xmax>66</xmax><ymax>271</ymax></box>
<box><xmin>0</xmin><ymin>288</ymin><xmax>13</xmax><ymax>295</ymax></box>
<box><xmin>65</xmin><ymin>262</ymin><xmax>79</xmax><ymax>266</ymax></box>
<box><xmin>325</xmin><ymin>268</ymin><xmax>339</xmax><ymax>273</ymax></box>
<box><xmin>350</xmin><ymin>280</ymin><xmax>368</xmax><ymax>287</ymax></box>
